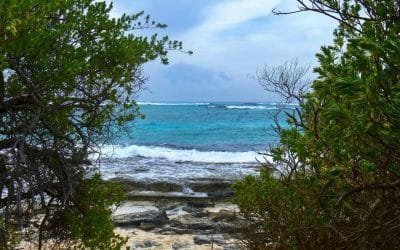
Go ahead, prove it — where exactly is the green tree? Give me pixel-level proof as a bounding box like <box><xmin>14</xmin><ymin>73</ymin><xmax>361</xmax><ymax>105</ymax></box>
<box><xmin>234</xmin><ymin>0</ymin><xmax>400</xmax><ymax>248</ymax></box>
<box><xmin>0</xmin><ymin>0</ymin><xmax>185</xmax><ymax>248</ymax></box>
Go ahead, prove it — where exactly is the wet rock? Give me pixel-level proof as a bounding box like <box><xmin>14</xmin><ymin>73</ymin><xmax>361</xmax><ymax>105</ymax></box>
<box><xmin>171</xmin><ymin>241</ymin><xmax>191</xmax><ymax>249</ymax></box>
<box><xmin>207</xmin><ymin>189</ymin><xmax>234</xmax><ymax>198</ymax></box>
<box><xmin>132</xmin><ymin>240</ymin><xmax>161</xmax><ymax>248</ymax></box>
<box><xmin>109</xmin><ymin>178</ymin><xmax>183</xmax><ymax>192</ymax></box>
<box><xmin>193</xmin><ymin>234</ymin><xmax>225</xmax><ymax>245</ymax></box>
<box><xmin>186</xmin><ymin>201</ymin><xmax>215</xmax><ymax>208</ymax></box>
<box><xmin>187</xmin><ymin>179</ymin><xmax>233</xmax><ymax>196</ymax></box>
<box><xmin>127</xmin><ymin>191</ymin><xmax>209</xmax><ymax>201</ymax></box>
<box><xmin>112</xmin><ymin>210</ymin><xmax>167</xmax><ymax>227</ymax></box>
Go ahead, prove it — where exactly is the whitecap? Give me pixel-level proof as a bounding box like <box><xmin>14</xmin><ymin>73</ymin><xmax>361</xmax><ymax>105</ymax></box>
<box><xmin>137</xmin><ymin>102</ymin><xmax>209</xmax><ymax>106</ymax></box>
<box><xmin>99</xmin><ymin>144</ymin><xmax>260</xmax><ymax>163</ymax></box>
<box><xmin>225</xmin><ymin>105</ymin><xmax>274</xmax><ymax>110</ymax></box>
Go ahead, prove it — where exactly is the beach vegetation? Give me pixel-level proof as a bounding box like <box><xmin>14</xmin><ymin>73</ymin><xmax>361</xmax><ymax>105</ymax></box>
<box><xmin>234</xmin><ymin>0</ymin><xmax>400</xmax><ymax>248</ymax></box>
<box><xmin>0</xmin><ymin>0</ymin><xmax>184</xmax><ymax>248</ymax></box>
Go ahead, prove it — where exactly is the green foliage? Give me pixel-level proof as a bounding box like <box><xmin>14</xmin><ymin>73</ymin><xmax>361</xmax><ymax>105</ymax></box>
<box><xmin>61</xmin><ymin>174</ymin><xmax>127</xmax><ymax>249</ymax></box>
<box><xmin>0</xmin><ymin>0</ymin><xmax>183</xmax><ymax>248</ymax></box>
<box><xmin>234</xmin><ymin>0</ymin><xmax>400</xmax><ymax>248</ymax></box>
<box><xmin>0</xmin><ymin>220</ymin><xmax>19</xmax><ymax>249</ymax></box>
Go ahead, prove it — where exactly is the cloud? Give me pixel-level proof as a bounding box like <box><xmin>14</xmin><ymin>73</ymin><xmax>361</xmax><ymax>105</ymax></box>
<box><xmin>111</xmin><ymin>0</ymin><xmax>337</xmax><ymax>101</ymax></box>
<box><xmin>139</xmin><ymin>63</ymin><xmax>275</xmax><ymax>102</ymax></box>
<box><xmin>195</xmin><ymin>0</ymin><xmax>280</xmax><ymax>35</ymax></box>
<box><xmin>179</xmin><ymin>0</ymin><xmax>280</xmax><ymax>57</ymax></box>
<box><xmin>173</xmin><ymin>0</ymin><xmax>336</xmax><ymax>73</ymax></box>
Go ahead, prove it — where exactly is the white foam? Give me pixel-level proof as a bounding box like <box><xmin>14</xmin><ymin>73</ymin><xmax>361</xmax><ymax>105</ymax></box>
<box><xmin>100</xmin><ymin>144</ymin><xmax>259</xmax><ymax>163</ymax></box>
<box><xmin>138</xmin><ymin>102</ymin><xmax>209</xmax><ymax>106</ymax></box>
<box><xmin>225</xmin><ymin>105</ymin><xmax>276</xmax><ymax>110</ymax></box>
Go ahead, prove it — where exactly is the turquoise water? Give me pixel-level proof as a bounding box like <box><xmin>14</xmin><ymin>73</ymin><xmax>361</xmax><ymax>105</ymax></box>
<box><xmin>100</xmin><ymin>102</ymin><xmax>293</xmax><ymax>182</ymax></box>
<box><xmin>116</xmin><ymin>102</ymin><xmax>285</xmax><ymax>152</ymax></box>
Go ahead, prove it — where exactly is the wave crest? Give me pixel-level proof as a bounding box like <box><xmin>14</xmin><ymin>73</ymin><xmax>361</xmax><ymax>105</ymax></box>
<box><xmin>225</xmin><ymin>105</ymin><xmax>275</xmax><ymax>110</ymax></box>
<box><xmin>100</xmin><ymin>144</ymin><xmax>259</xmax><ymax>163</ymax></box>
<box><xmin>138</xmin><ymin>102</ymin><xmax>210</xmax><ymax>106</ymax></box>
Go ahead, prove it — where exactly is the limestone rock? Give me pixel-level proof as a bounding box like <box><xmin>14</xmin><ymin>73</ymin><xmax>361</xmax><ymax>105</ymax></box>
<box><xmin>132</xmin><ymin>240</ymin><xmax>161</xmax><ymax>248</ymax></box>
<box><xmin>193</xmin><ymin>234</ymin><xmax>225</xmax><ymax>245</ymax></box>
<box><xmin>140</xmin><ymin>222</ymin><xmax>156</xmax><ymax>231</ymax></box>
<box><xmin>112</xmin><ymin>210</ymin><xmax>167</xmax><ymax>227</ymax></box>
<box><xmin>171</xmin><ymin>241</ymin><xmax>191</xmax><ymax>249</ymax></box>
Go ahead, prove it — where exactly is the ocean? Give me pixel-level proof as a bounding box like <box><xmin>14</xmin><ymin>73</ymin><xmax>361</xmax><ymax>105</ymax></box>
<box><xmin>99</xmin><ymin>102</ymin><xmax>293</xmax><ymax>185</ymax></box>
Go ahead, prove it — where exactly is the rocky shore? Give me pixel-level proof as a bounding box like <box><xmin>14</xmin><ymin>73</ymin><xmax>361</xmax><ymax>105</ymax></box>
<box><xmin>111</xmin><ymin>177</ymin><xmax>246</xmax><ymax>249</ymax></box>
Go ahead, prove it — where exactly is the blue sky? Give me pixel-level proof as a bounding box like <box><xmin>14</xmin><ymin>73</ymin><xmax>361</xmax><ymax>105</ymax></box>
<box><xmin>111</xmin><ymin>0</ymin><xmax>337</xmax><ymax>102</ymax></box>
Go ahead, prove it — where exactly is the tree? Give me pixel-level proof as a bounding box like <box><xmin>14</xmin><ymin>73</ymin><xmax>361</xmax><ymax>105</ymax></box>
<box><xmin>234</xmin><ymin>0</ymin><xmax>400</xmax><ymax>248</ymax></box>
<box><xmin>0</xmin><ymin>0</ymin><xmax>184</xmax><ymax>248</ymax></box>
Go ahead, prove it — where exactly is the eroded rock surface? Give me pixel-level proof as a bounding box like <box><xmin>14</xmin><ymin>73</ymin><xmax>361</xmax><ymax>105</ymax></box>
<box><xmin>112</xmin><ymin>210</ymin><xmax>167</xmax><ymax>227</ymax></box>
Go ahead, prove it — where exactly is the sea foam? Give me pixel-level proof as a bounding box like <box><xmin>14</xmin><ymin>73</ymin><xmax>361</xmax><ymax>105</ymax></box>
<box><xmin>100</xmin><ymin>144</ymin><xmax>260</xmax><ymax>163</ymax></box>
<box><xmin>225</xmin><ymin>105</ymin><xmax>276</xmax><ymax>110</ymax></box>
<box><xmin>138</xmin><ymin>102</ymin><xmax>210</xmax><ymax>106</ymax></box>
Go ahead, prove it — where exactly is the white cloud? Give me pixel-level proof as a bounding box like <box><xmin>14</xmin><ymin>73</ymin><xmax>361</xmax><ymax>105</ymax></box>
<box><xmin>172</xmin><ymin>0</ymin><xmax>336</xmax><ymax>74</ymax></box>
<box><xmin>197</xmin><ymin>0</ymin><xmax>280</xmax><ymax>35</ymax></box>
<box><xmin>111</xmin><ymin>0</ymin><xmax>338</xmax><ymax>101</ymax></box>
<box><xmin>173</xmin><ymin>0</ymin><xmax>282</xmax><ymax>72</ymax></box>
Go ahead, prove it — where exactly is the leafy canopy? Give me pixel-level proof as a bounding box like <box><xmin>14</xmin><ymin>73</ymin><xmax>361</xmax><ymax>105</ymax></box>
<box><xmin>234</xmin><ymin>0</ymin><xmax>400</xmax><ymax>248</ymax></box>
<box><xmin>0</xmin><ymin>0</ymin><xmax>184</xmax><ymax>248</ymax></box>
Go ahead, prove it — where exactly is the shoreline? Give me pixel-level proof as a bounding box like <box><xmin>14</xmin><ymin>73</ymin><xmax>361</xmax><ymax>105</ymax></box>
<box><xmin>111</xmin><ymin>178</ymin><xmax>245</xmax><ymax>249</ymax></box>
<box><xmin>114</xmin><ymin>201</ymin><xmax>244</xmax><ymax>250</ymax></box>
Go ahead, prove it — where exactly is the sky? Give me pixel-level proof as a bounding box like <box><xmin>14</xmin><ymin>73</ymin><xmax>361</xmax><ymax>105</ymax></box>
<box><xmin>111</xmin><ymin>0</ymin><xmax>337</xmax><ymax>102</ymax></box>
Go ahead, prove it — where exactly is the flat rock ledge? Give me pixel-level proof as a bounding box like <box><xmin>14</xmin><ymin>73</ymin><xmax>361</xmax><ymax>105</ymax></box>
<box><xmin>110</xmin><ymin>177</ymin><xmax>234</xmax><ymax>200</ymax></box>
<box><xmin>113</xmin><ymin>200</ymin><xmax>245</xmax><ymax>249</ymax></box>
<box><xmin>110</xmin><ymin>177</ymin><xmax>245</xmax><ymax>249</ymax></box>
<box><xmin>112</xmin><ymin>210</ymin><xmax>167</xmax><ymax>227</ymax></box>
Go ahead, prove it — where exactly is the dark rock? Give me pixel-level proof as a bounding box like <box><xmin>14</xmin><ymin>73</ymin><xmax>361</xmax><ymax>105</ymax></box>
<box><xmin>140</xmin><ymin>222</ymin><xmax>156</xmax><ymax>231</ymax></box>
<box><xmin>159</xmin><ymin>227</ymin><xmax>195</xmax><ymax>235</ymax></box>
<box><xmin>172</xmin><ymin>241</ymin><xmax>191</xmax><ymax>249</ymax></box>
<box><xmin>163</xmin><ymin>204</ymin><xmax>178</xmax><ymax>211</ymax></box>
<box><xmin>192</xmin><ymin>211</ymin><xmax>210</xmax><ymax>218</ymax></box>
<box><xmin>109</xmin><ymin>178</ymin><xmax>183</xmax><ymax>192</ymax></box>
<box><xmin>187</xmin><ymin>179</ymin><xmax>232</xmax><ymax>193</ymax></box>
<box><xmin>133</xmin><ymin>240</ymin><xmax>161</xmax><ymax>248</ymax></box>
<box><xmin>193</xmin><ymin>235</ymin><xmax>211</xmax><ymax>245</ymax></box>
<box><xmin>147</xmin><ymin>181</ymin><xmax>183</xmax><ymax>192</ymax></box>
<box><xmin>182</xmin><ymin>206</ymin><xmax>201</xmax><ymax>213</ymax></box>
<box><xmin>112</xmin><ymin>210</ymin><xmax>167</xmax><ymax>227</ymax></box>
<box><xmin>186</xmin><ymin>201</ymin><xmax>215</xmax><ymax>208</ymax></box>
<box><xmin>127</xmin><ymin>191</ymin><xmax>210</xmax><ymax>201</ymax></box>
<box><xmin>207</xmin><ymin>189</ymin><xmax>234</xmax><ymax>198</ymax></box>
<box><xmin>193</xmin><ymin>234</ymin><xmax>225</xmax><ymax>245</ymax></box>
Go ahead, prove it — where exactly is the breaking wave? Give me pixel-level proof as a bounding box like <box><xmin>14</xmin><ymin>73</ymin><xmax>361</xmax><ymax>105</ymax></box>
<box><xmin>100</xmin><ymin>144</ymin><xmax>260</xmax><ymax>163</ymax></box>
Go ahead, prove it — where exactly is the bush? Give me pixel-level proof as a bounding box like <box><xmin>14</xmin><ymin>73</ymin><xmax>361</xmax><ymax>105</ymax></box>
<box><xmin>234</xmin><ymin>1</ymin><xmax>400</xmax><ymax>248</ymax></box>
